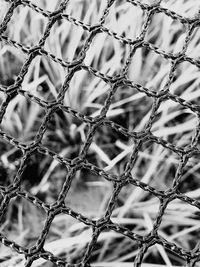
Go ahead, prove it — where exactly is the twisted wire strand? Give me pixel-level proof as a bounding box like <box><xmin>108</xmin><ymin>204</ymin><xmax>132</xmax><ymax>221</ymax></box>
<box><xmin>0</xmin><ymin>0</ymin><xmax>200</xmax><ymax>266</ymax></box>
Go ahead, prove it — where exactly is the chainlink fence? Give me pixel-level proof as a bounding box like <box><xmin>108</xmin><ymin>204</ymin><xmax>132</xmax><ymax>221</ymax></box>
<box><xmin>0</xmin><ymin>0</ymin><xmax>200</xmax><ymax>266</ymax></box>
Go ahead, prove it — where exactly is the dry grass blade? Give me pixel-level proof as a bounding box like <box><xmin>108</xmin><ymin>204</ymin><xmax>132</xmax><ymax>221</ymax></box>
<box><xmin>0</xmin><ymin>0</ymin><xmax>200</xmax><ymax>266</ymax></box>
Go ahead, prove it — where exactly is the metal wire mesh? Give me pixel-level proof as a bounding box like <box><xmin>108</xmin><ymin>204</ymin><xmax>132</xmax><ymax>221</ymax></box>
<box><xmin>0</xmin><ymin>0</ymin><xmax>200</xmax><ymax>266</ymax></box>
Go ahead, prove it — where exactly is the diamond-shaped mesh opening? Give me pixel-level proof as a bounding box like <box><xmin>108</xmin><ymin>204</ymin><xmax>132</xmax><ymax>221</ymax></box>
<box><xmin>113</xmin><ymin>183</ymin><xmax>160</xmax><ymax>237</ymax></box>
<box><xmin>20</xmin><ymin>151</ymin><xmax>63</xmax><ymax>204</ymax></box>
<box><xmin>129</xmin><ymin>141</ymin><xmax>179</xmax><ymax>191</ymax></box>
<box><xmin>158</xmin><ymin>199</ymin><xmax>200</xmax><ymax>251</ymax></box>
<box><xmin>4</xmin><ymin>5</ymin><xmax>48</xmax><ymax>47</ymax></box>
<box><xmin>21</xmin><ymin>55</ymin><xmax>67</xmax><ymax>104</ymax></box>
<box><xmin>65</xmin><ymin>167</ymin><xmax>112</xmax><ymax>219</ymax></box>
<box><xmin>1</xmin><ymin>94</ymin><xmax>46</xmax><ymax>144</ymax></box>
<box><xmin>127</xmin><ymin>47</ymin><xmax>170</xmax><ymax>89</ymax></box>
<box><xmin>151</xmin><ymin>98</ymin><xmax>198</xmax><ymax>148</ymax></box>
<box><xmin>142</xmin><ymin>243</ymin><xmax>185</xmax><ymax>266</ymax></box>
<box><xmin>107</xmin><ymin>83</ymin><xmax>154</xmax><ymax>132</ymax></box>
<box><xmin>145</xmin><ymin>11</ymin><xmax>187</xmax><ymax>54</ymax></box>
<box><xmin>178</xmin><ymin>155</ymin><xmax>200</xmax><ymax>196</ymax></box>
<box><xmin>63</xmin><ymin>68</ymin><xmax>109</xmax><ymax>116</ymax></box>
<box><xmin>44</xmin><ymin>215</ymin><xmax>93</xmax><ymax>264</ymax></box>
<box><xmin>90</xmin><ymin>229</ymin><xmax>139</xmax><ymax>263</ymax></box>
<box><xmin>1</xmin><ymin>195</ymin><xmax>46</xmax><ymax>248</ymax></box>
<box><xmin>85</xmin><ymin>124</ymin><xmax>131</xmax><ymax>174</ymax></box>
<box><xmin>0</xmin><ymin>144</ymin><xmax>23</xmax><ymax>187</ymax></box>
<box><xmin>47</xmin><ymin>212</ymin><xmax>87</xmax><ymax>239</ymax></box>
<box><xmin>44</xmin><ymin>19</ymin><xmax>88</xmax><ymax>62</ymax></box>
<box><xmin>42</xmin><ymin>109</ymin><xmax>89</xmax><ymax>156</ymax></box>
<box><xmin>0</xmin><ymin>41</ymin><xmax>26</xmax><ymax>86</ymax></box>
<box><xmin>104</xmin><ymin>0</ymin><xmax>144</xmax><ymax>40</ymax></box>
<box><xmin>84</xmin><ymin>31</ymin><xmax>130</xmax><ymax>76</ymax></box>
<box><xmin>170</xmin><ymin>61</ymin><xmax>200</xmax><ymax>103</ymax></box>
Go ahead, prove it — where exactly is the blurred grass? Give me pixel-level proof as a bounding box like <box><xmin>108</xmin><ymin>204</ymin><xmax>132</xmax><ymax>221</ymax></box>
<box><xmin>0</xmin><ymin>0</ymin><xmax>200</xmax><ymax>266</ymax></box>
